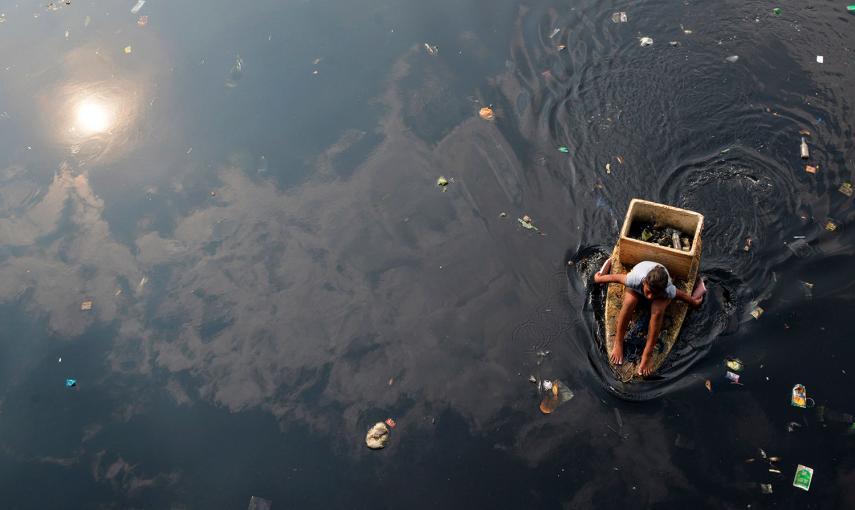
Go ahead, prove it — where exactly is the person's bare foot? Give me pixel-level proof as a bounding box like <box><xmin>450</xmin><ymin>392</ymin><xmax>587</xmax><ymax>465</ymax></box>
<box><xmin>609</xmin><ymin>343</ymin><xmax>624</xmax><ymax>365</ymax></box>
<box><xmin>637</xmin><ymin>351</ymin><xmax>655</xmax><ymax>376</ymax></box>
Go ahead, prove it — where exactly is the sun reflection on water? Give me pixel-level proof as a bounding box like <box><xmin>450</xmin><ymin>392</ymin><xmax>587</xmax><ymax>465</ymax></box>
<box><xmin>56</xmin><ymin>81</ymin><xmax>141</xmax><ymax>163</ymax></box>
<box><xmin>74</xmin><ymin>97</ymin><xmax>113</xmax><ymax>135</ymax></box>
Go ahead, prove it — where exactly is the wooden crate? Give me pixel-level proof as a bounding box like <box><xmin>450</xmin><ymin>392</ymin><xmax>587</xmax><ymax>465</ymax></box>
<box><xmin>618</xmin><ymin>199</ymin><xmax>703</xmax><ymax>281</ymax></box>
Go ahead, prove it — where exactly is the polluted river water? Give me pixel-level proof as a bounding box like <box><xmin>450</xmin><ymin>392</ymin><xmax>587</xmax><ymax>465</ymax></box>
<box><xmin>0</xmin><ymin>0</ymin><xmax>853</xmax><ymax>508</ymax></box>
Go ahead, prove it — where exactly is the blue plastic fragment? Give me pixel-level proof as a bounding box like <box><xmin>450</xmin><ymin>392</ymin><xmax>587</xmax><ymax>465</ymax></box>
<box><xmin>65</xmin><ymin>378</ymin><xmax>77</xmax><ymax>387</ymax></box>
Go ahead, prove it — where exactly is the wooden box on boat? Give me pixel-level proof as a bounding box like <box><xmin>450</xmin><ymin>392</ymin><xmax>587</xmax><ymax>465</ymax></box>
<box><xmin>604</xmin><ymin>199</ymin><xmax>704</xmax><ymax>381</ymax></box>
<box><xmin>618</xmin><ymin>199</ymin><xmax>703</xmax><ymax>280</ymax></box>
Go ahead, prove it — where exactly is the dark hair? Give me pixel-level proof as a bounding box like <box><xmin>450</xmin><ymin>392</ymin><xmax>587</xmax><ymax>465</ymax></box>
<box><xmin>645</xmin><ymin>265</ymin><xmax>669</xmax><ymax>295</ymax></box>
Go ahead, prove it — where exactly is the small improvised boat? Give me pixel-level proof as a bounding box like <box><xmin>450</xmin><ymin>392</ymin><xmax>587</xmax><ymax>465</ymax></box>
<box><xmin>603</xmin><ymin>199</ymin><xmax>704</xmax><ymax>381</ymax></box>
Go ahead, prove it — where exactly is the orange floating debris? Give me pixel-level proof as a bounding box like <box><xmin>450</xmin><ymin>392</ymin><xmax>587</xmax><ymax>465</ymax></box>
<box><xmin>384</xmin><ymin>418</ymin><xmax>397</xmax><ymax>428</ymax></box>
<box><xmin>805</xmin><ymin>165</ymin><xmax>818</xmax><ymax>174</ymax></box>
<box><xmin>478</xmin><ymin>107</ymin><xmax>495</xmax><ymax>121</ymax></box>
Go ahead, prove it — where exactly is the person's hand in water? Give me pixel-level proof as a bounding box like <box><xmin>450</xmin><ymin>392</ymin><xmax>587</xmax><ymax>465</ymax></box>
<box><xmin>691</xmin><ymin>277</ymin><xmax>707</xmax><ymax>305</ymax></box>
<box><xmin>675</xmin><ymin>277</ymin><xmax>707</xmax><ymax>308</ymax></box>
<box><xmin>594</xmin><ymin>258</ymin><xmax>613</xmax><ymax>283</ymax></box>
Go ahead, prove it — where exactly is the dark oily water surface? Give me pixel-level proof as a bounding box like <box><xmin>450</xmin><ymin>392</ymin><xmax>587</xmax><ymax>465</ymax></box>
<box><xmin>0</xmin><ymin>0</ymin><xmax>853</xmax><ymax>508</ymax></box>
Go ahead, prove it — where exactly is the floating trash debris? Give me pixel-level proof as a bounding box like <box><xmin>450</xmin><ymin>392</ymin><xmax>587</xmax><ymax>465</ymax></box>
<box><xmin>478</xmin><ymin>107</ymin><xmax>495</xmax><ymax>121</ymax></box>
<box><xmin>130</xmin><ymin>0</ymin><xmax>145</xmax><ymax>14</ymax></box>
<box><xmin>225</xmin><ymin>55</ymin><xmax>244</xmax><ymax>88</ymax></box>
<box><xmin>839</xmin><ymin>182</ymin><xmax>853</xmax><ymax>197</ymax></box>
<box><xmin>793</xmin><ymin>464</ymin><xmax>814</xmax><ymax>491</ymax></box>
<box><xmin>123</xmin><ymin>45</ymin><xmax>133</xmax><ymax>54</ymax></box>
<box><xmin>725</xmin><ymin>55</ymin><xmax>739</xmax><ymax>63</ymax></box>
<box><xmin>528</xmin><ymin>375</ymin><xmax>537</xmax><ymax>384</ymax></box>
<box><xmin>726</xmin><ymin>358</ymin><xmax>744</xmax><ymax>372</ymax></box>
<box><xmin>365</xmin><ymin>422</ymin><xmax>390</xmax><ymax>449</ymax></box>
<box><xmin>816</xmin><ymin>55</ymin><xmax>824</xmax><ymax>64</ymax></box>
<box><xmin>725</xmin><ymin>371</ymin><xmax>741</xmax><ymax>384</ymax></box>
<box><xmin>384</xmin><ymin>418</ymin><xmax>397</xmax><ymax>428</ymax></box>
<box><xmin>65</xmin><ymin>378</ymin><xmax>77</xmax><ymax>387</ymax></box>
<box><xmin>548</xmin><ymin>28</ymin><xmax>560</xmax><ymax>39</ymax></box>
<box><xmin>760</xmin><ymin>483</ymin><xmax>773</xmax><ymax>494</ymax></box>
<box><xmin>801</xmin><ymin>281</ymin><xmax>814</xmax><ymax>299</ymax></box>
<box><xmin>80</xmin><ymin>300</ymin><xmax>93</xmax><ymax>311</ymax></box>
<box><xmin>247</xmin><ymin>496</ymin><xmax>272</xmax><ymax>510</ymax></box>
<box><xmin>805</xmin><ymin>164</ymin><xmax>818</xmax><ymax>174</ymax></box>
<box><xmin>436</xmin><ymin>176</ymin><xmax>449</xmax><ymax>191</ymax></box>
<box><xmin>773</xmin><ymin>7</ymin><xmax>782</xmax><ymax>15</ymax></box>
<box><xmin>137</xmin><ymin>15</ymin><xmax>148</xmax><ymax>27</ymax></box>
<box><xmin>800</xmin><ymin>137</ymin><xmax>810</xmax><ymax>159</ymax></box>
<box><xmin>518</xmin><ymin>215</ymin><xmax>539</xmax><ymax>232</ymax></box>
<box><xmin>499</xmin><ymin>212</ymin><xmax>508</xmax><ymax>218</ymax></box>
<box><xmin>743</xmin><ymin>237</ymin><xmax>752</xmax><ymax>252</ymax></box>
<box><xmin>705</xmin><ymin>379</ymin><xmax>712</xmax><ymax>392</ymax></box>
<box><xmin>750</xmin><ymin>306</ymin><xmax>764</xmax><ymax>319</ymax></box>
<box><xmin>611</xmin><ymin>12</ymin><xmax>628</xmax><ymax>23</ymax></box>
<box><xmin>423</xmin><ymin>43</ymin><xmax>438</xmax><ymax>56</ymax></box>
<box><xmin>539</xmin><ymin>379</ymin><xmax>574</xmax><ymax>414</ymax></box>
<box><xmin>639</xmin><ymin>37</ymin><xmax>653</xmax><ymax>47</ymax></box>
<box><xmin>791</xmin><ymin>384</ymin><xmax>808</xmax><ymax>408</ymax></box>
<box><xmin>787</xmin><ymin>421</ymin><xmax>802</xmax><ymax>432</ymax></box>
<box><xmin>557</xmin><ymin>146</ymin><xmax>570</xmax><ymax>153</ymax></box>
<box><xmin>824</xmin><ymin>219</ymin><xmax>838</xmax><ymax>232</ymax></box>
<box><xmin>669</xmin><ymin>41</ymin><xmax>679</xmax><ymax>46</ymax></box>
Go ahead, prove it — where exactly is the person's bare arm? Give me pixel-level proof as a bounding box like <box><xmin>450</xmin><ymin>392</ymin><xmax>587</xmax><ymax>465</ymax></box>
<box><xmin>675</xmin><ymin>288</ymin><xmax>702</xmax><ymax>308</ymax></box>
<box><xmin>594</xmin><ymin>272</ymin><xmax>626</xmax><ymax>285</ymax></box>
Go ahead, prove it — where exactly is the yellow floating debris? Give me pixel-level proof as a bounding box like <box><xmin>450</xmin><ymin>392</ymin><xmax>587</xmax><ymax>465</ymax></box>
<box><xmin>478</xmin><ymin>107</ymin><xmax>495</xmax><ymax>121</ymax></box>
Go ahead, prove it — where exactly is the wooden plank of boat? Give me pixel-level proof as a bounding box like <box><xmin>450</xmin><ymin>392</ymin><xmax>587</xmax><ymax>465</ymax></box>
<box><xmin>604</xmin><ymin>239</ymin><xmax>701</xmax><ymax>382</ymax></box>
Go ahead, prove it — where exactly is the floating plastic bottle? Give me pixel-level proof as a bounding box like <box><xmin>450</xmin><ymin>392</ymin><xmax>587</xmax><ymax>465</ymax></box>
<box><xmin>800</xmin><ymin>137</ymin><xmax>809</xmax><ymax>159</ymax></box>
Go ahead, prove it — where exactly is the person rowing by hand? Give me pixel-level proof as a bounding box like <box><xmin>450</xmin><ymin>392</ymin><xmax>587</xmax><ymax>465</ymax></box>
<box><xmin>594</xmin><ymin>259</ymin><xmax>706</xmax><ymax>376</ymax></box>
